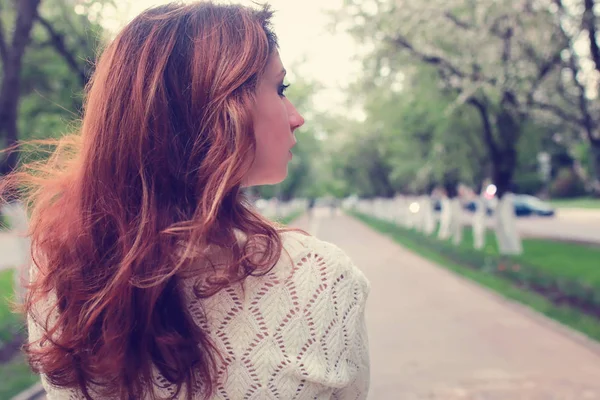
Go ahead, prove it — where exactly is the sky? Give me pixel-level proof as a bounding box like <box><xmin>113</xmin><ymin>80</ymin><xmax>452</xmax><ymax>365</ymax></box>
<box><xmin>102</xmin><ymin>0</ymin><xmax>363</xmax><ymax>114</ymax></box>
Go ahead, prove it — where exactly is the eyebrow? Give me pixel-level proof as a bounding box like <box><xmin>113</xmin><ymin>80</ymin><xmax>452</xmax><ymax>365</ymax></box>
<box><xmin>278</xmin><ymin>68</ymin><xmax>286</xmax><ymax>77</ymax></box>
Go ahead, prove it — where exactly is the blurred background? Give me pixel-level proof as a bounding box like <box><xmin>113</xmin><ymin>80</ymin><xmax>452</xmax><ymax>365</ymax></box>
<box><xmin>3</xmin><ymin>0</ymin><xmax>600</xmax><ymax>398</ymax></box>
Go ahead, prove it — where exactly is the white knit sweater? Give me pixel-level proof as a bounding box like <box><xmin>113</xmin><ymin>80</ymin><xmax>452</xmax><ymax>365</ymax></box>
<box><xmin>28</xmin><ymin>231</ymin><xmax>371</xmax><ymax>399</ymax></box>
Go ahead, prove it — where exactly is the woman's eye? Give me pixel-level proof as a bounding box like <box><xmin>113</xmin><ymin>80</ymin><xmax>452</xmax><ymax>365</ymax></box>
<box><xmin>278</xmin><ymin>84</ymin><xmax>290</xmax><ymax>97</ymax></box>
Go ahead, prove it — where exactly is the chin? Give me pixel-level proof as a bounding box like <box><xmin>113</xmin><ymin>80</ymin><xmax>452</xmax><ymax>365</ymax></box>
<box><xmin>244</xmin><ymin>168</ymin><xmax>288</xmax><ymax>187</ymax></box>
<box><xmin>268</xmin><ymin>170</ymin><xmax>288</xmax><ymax>185</ymax></box>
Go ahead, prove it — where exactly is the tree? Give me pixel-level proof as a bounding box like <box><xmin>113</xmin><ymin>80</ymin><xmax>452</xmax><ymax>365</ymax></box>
<box><xmin>0</xmin><ymin>0</ymin><xmax>111</xmax><ymax>176</ymax></box>
<box><xmin>332</xmin><ymin>64</ymin><xmax>487</xmax><ymax>197</ymax></box>
<box><xmin>18</xmin><ymin>0</ymin><xmax>107</xmax><ymax>145</ymax></box>
<box><xmin>534</xmin><ymin>0</ymin><xmax>600</xmax><ymax>192</ymax></box>
<box><xmin>336</xmin><ymin>0</ymin><xmax>569</xmax><ymax>198</ymax></box>
<box><xmin>0</xmin><ymin>0</ymin><xmax>43</xmax><ymax>176</ymax></box>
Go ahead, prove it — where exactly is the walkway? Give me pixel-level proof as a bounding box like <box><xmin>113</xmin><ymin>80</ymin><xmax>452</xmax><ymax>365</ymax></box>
<box><xmin>293</xmin><ymin>208</ymin><xmax>600</xmax><ymax>399</ymax></box>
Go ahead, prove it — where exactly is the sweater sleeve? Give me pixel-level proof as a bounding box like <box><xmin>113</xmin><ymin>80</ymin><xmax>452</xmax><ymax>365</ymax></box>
<box><xmin>295</xmin><ymin>237</ymin><xmax>371</xmax><ymax>400</ymax></box>
<box><xmin>328</xmin><ymin>248</ymin><xmax>370</xmax><ymax>400</ymax></box>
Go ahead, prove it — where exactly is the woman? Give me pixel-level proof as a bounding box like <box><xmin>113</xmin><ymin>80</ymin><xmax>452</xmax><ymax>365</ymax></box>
<box><xmin>4</xmin><ymin>2</ymin><xmax>370</xmax><ymax>399</ymax></box>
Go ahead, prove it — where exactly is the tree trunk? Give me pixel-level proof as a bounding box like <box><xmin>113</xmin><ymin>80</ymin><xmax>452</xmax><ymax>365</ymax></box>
<box><xmin>491</xmin><ymin>107</ymin><xmax>519</xmax><ymax>198</ymax></box>
<box><xmin>0</xmin><ymin>0</ymin><xmax>42</xmax><ymax>176</ymax></box>
<box><xmin>588</xmin><ymin>140</ymin><xmax>600</xmax><ymax>194</ymax></box>
<box><xmin>467</xmin><ymin>95</ymin><xmax>520</xmax><ymax>198</ymax></box>
<box><xmin>583</xmin><ymin>0</ymin><xmax>600</xmax><ymax>73</ymax></box>
<box><xmin>469</xmin><ymin>95</ymin><xmax>522</xmax><ymax>254</ymax></box>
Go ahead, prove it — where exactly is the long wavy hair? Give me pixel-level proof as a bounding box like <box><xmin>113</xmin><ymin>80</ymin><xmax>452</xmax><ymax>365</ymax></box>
<box><xmin>1</xmin><ymin>2</ymin><xmax>284</xmax><ymax>399</ymax></box>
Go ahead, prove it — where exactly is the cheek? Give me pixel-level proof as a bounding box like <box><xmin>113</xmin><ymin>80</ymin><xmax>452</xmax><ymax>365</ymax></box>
<box><xmin>255</xmin><ymin>103</ymin><xmax>288</xmax><ymax>144</ymax></box>
<box><xmin>253</xmin><ymin>122</ymin><xmax>277</xmax><ymax>166</ymax></box>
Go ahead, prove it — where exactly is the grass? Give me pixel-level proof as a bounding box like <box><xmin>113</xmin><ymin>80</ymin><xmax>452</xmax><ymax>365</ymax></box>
<box><xmin>0</xmin><ymin>269</ymin><xmax>22</xmax><ymax>343</ymax></box>
<box><xmin>274</xmin><ymin>210</ymin><xmax>304</xmax><ymax>225</ymax></box>
<box><xmin>0</xmin><ymin>214</ymin><xmax>9</xmax><ymax>231</ymax></box>
<box><xmin>549</xmin><ymin>197</ymin><xmax>600</xmax><ymax>209</ymax></box>
<box><xmin>0</xmin><ymin>269</ymin><xmax>39</xmax><ymax>399</ymax></box>
<box><xmin>0</xmin><ymin>353</ymin><xmax>39</xmax><ymax>399</ymax></box>
<box><xmin>457</xmin><ymin>227</ymin><xmax>600</xmax><ymax>289</ymax></box>
<box><xmin>350</xmin><ymin>211</ymin><xmax>600</xmax><ymax>343</ymax></box>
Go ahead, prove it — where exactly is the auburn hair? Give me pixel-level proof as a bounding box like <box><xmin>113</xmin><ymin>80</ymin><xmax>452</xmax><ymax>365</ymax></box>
<box><xmin>1</xmin><ymin>2</ymin><xmax>284</xmax><ymax>399</ymax></box>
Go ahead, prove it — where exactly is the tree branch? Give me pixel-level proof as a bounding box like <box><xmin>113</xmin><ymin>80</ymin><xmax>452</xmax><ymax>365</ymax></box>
<box><xmin>467</xmin><ymin>96</ymin><xmax>500</xmax><ymax>160</ymax></box>
<box><xmin>489</xmin><ymin>14</ymin><xmax>511</xmax><ymax>39</ymax></box>
<box><xmin>36</xmin><ymin>14</ymin><xmax>87</xmax><ymax>86</ymax></box>
<box><xmin>525</xmin><ymin>46</ymin><xmax>564</xmax><ymax>104</ymax></box>
<box><xmin>59</xmin><ymin>1</ymin><xmax>96</xmax><ymax>58</ymax></box>
<box><xmin>551</xmin><ymin>0</ymin><xmax>599</xmax><ymax>143</ymax></box>
<box><xmin>567</xmin><ymin>41</ymin><xmax>599</xmax><ymax>144</ymax></box>
<box><xmin>555</xmin><ymin>68</ymin><xmax>580</xmax><ymax>109</ymax></box>
<box><xmin>584</xmin><ymin>0</ymin><xmax>600</xmax><ymax>73</ymax></box>
<box><xmin>391</xmin><ymin>35</ymin><xmax>467</xmax><ymax>78</ymax></box>
<box><xmin>529</xmin><ymin>100</ymin><xmax>584</xmax><ymax>126</ymax></box>
<box><xmin>444</xmin><ymin>12</ymin><xmax>472</xmax><ymax>30</ymax></box>
<box><xmin>501</xmin><ymin>26</ymin><xmax>513</xmax><ymax>64</ymax></box>
<box><xmin>389</xmin><ymin>34</ymin><xmax>497</xmax><ymax>86</ymax></box>
<box><xmin>0</xmin><ymin>0</ymin><xmax>42</xmax><ymax>175</ymax></box>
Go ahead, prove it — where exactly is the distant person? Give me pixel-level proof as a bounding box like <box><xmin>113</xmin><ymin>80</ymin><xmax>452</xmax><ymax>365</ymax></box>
<box><xmin>330</xmin><ymin>198</ymin><xmax>339</xmax><ymax>217</ymax></box>
<box><xmin>307</xmin><ymin>197</ymin><xmax>316</xmax><ymax>218</ymax></box>
<box><xmin>1</xmin><ymin>3</ymin><xmax>370</xmax><ymax>399</ymax></box>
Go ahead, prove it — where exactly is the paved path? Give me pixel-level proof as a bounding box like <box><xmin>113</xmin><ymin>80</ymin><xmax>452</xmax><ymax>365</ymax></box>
<box><xmin>293</xmin><ymin>209</ymin><xmax>600</xmax><ymax>399</ymax></box>
<box><xmin>0</xmin><ymin>231</ymin><xmax>26</xmax><ymax>270</ymax></box>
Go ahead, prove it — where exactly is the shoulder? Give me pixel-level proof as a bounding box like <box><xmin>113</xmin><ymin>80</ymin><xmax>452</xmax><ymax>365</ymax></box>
<box><xmin>278</xmin><ymin>230</ymin><xmax>370</xmax><ymax>295</ymax></box>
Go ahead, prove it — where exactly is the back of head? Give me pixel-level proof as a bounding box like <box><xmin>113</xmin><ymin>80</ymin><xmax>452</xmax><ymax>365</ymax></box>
<box><xmin>4</xmin><ymin>2</ymin><xmax>285</xmax><ymax>399</ymax></box>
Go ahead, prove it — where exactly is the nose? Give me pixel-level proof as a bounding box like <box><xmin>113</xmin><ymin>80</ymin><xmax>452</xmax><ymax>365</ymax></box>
<box><xmin>287</xmin><ymin>100</ymin><xmax>305</xmax><ymax>131</ymax></box>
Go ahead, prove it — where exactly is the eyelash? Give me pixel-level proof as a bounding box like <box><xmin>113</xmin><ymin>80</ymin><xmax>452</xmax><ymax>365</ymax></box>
<box><xmin>278</xmin><ymin>84</ymin><xmax>290</xmax><ymax>97</ymax></box>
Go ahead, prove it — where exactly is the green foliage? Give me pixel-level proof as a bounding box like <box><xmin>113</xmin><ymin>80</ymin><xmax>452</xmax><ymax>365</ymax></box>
<box><xmin>513</xmin><ymin>172</ymin><xmax>545</xmax><ymax>195</ymax></box>
<box><xmin>333</xmin><ymin>132</ymin><xmax>395</xmax><ymax>198</ymax></box>
<box><xmin>550</xmin><ymin>167</ymin><xmax>588</xmax><ymax>198</ymax></box>
<box><xmin>0</xmin><ymin>354</ymin><xmax>39</xmax><ymax>400</ymax></box>
<box><xmin>331</xmin><ymin>0</ymin><xmax>593</xmax><ymax>197</ymax></box>
<box><xmin>513</xmin><ymin>120</ymin><xmax>555</xmax><ymax>196</ymax></box>
<box><xmin>273</xmin><ymin>209</ymin><xmax>304</xmax><ymax>225</ymax></box>
<box><xmin>0</xmin><ymin>269</ymin><xmax>22</xmax><ymax>344</ymax></box>
<box><xmin>0</xmin><ymin>0</ymin><xmax>112</xmax><ymax>166</ymax></box>
<box><xmin>0</xmin><ymin>214</ymin><xmax>9</xmax><ymax>230</ymax></box>
<box><xmin>571</xmin><ymin>141</ymin><xmax>594</xmax><ymax>178</ymax></box>
<box><xmin>330</xmin><ymin>65</ymin><xmax>489</xmax><ymax>197</ymax></box>
<box><xmin>549</xmin><ymin>197</ymin><xmax>600</xmax><ymax>209</ymax></box>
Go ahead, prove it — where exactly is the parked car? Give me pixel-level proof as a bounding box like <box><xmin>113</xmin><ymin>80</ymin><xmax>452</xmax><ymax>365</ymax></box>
<box><xmin>464</xmin><ymin>194</ymin><xmax>555</xmax><ymax>217</ymax></box>
<box><xmin>512</xmin><ymin>195</ymin><xmax>555</xmax><ymax>217</ymax></box>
